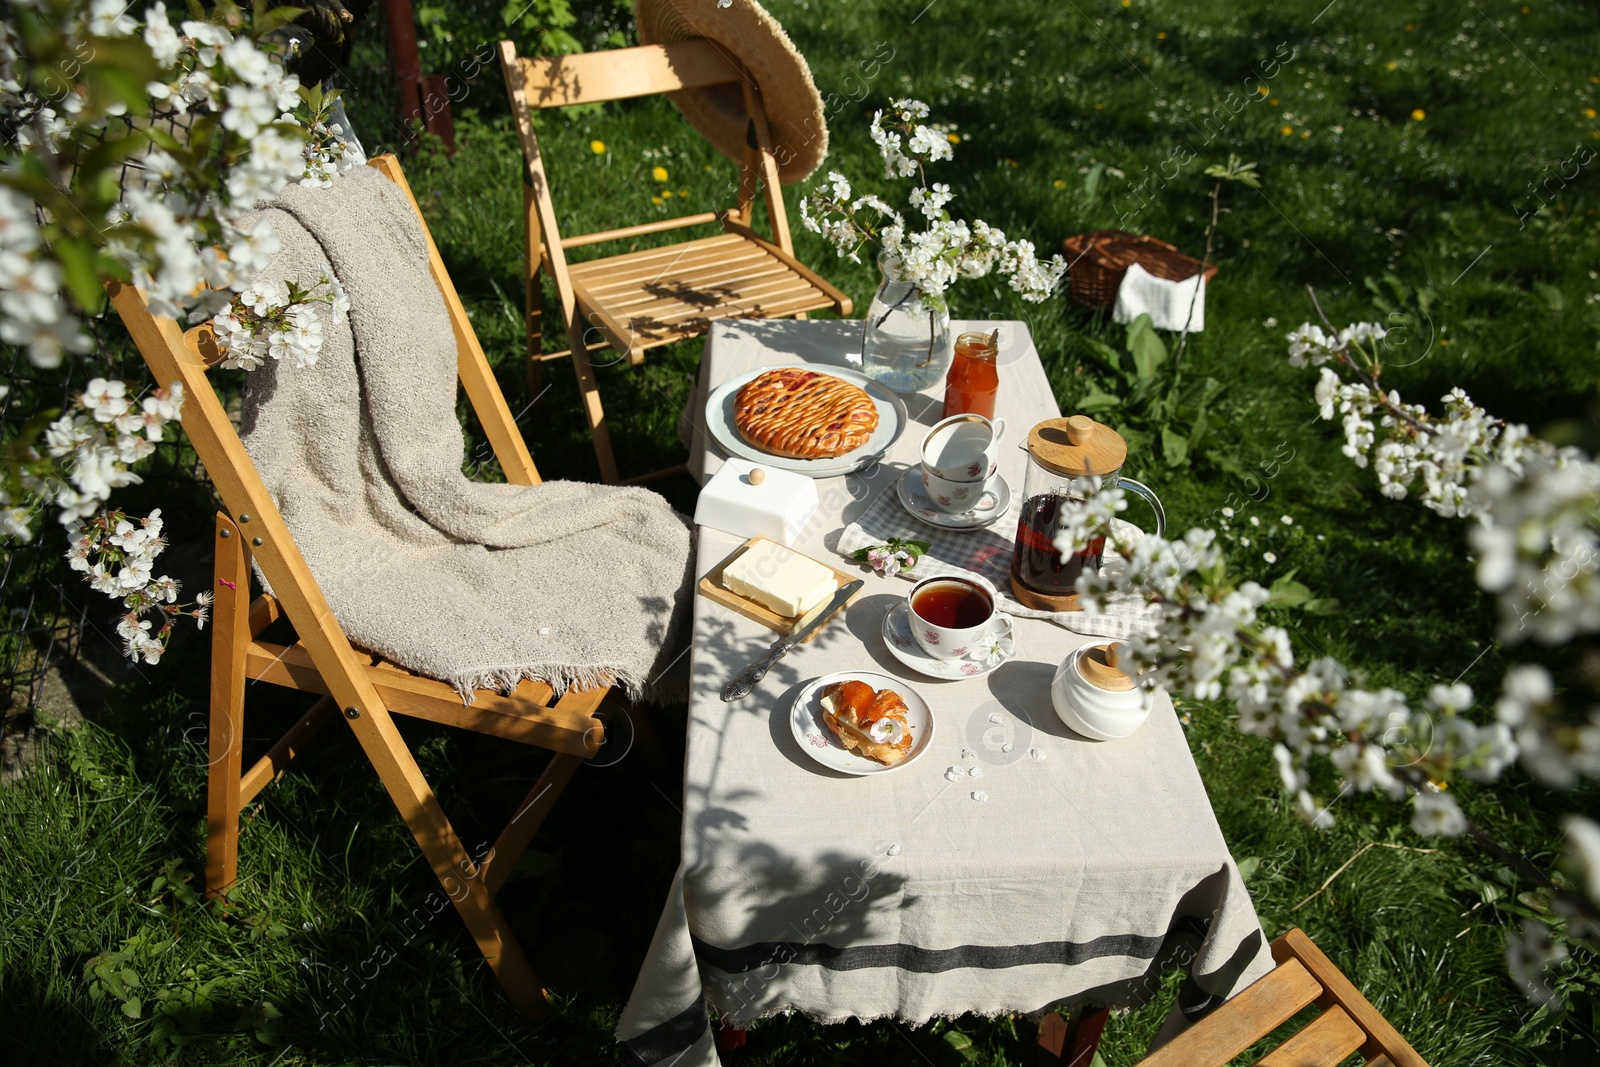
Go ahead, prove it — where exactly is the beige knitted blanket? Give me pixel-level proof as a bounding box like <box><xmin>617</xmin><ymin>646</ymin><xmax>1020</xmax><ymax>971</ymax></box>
<box><xmin>239</xmin><ymin>167</ymin><xmax>692</xmax><ymax>703</ymax></box>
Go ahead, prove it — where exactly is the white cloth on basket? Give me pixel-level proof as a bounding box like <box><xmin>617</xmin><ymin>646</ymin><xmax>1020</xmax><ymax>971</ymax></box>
<box><xmin>1112</xmin><ymin>262</ymin><xmax>1206</xmax><ymax>333</ymax></box>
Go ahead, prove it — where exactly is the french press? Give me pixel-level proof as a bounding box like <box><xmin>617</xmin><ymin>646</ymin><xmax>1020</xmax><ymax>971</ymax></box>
<box><xmin>1009</xmin><ymin>415</ymin><xmax>1167</xmax><ymax>612</ymax></box>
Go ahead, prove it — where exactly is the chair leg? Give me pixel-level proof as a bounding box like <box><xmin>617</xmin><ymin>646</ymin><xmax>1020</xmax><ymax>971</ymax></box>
<box><xmin>524</xmin><ymin>184</ymin><xmax>545</xmax><ymax>406</ymax></box>
<box><xmin>340</xmin><ymin>700</ymin><xmax>553</xmax><ymax>1014</ymax></box>
<box><xmin>1036</xmin><ymin>1005</ymin><xmax>1109</xmax><ymax>1067</ymax></box>
<box><xmin>205</xmin><ymin>512</ymin><xmax>250</xmax><ymax>899</ymax></box>
<box><xmin>563</xmin><ymin>315</ymin><xmax>620</xmax><ymax>484</ymax></box>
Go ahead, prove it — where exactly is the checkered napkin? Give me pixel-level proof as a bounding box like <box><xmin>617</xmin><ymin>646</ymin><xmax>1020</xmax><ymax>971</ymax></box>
<box><xmin>836</xmin><ymin>475</ymin><xmax>1159</xmax><ymax>641</ymax></box>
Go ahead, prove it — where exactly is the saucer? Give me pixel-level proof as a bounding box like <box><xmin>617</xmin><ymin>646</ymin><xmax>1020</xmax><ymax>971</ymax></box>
<box><xmin>896</xmin><ymin>468</ymin><xmax>1011</xmax><ymax>531</ymax></box>
<box><xmin>881</xmin><ymin>600</ymin><xmax>1018</xmax><ymax>681</ymax></box>
<box><xmin>789</xmin><ymin>669</ymin><xmax>934</xmax><ymax>776</ymax></box>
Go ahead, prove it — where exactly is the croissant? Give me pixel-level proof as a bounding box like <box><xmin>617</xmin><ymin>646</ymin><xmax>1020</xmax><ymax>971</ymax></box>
<box><xmin>819</xmin><ymin>680</ymin><xmax>913</xmax><ymax>765</ymax></box>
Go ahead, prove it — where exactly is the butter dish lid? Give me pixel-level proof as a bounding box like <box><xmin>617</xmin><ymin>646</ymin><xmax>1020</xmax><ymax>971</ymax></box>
<box><xmin>694</xmin><ymin>458</ymin><xmax>820</xmax><ymax>545</ymax></box>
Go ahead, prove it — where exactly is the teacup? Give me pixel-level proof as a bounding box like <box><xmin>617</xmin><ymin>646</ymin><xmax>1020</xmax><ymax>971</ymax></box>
<box><xmin>921</xmin><ymin>414</ymin><xmax>1006</xmax><ymax>481</ymax></box>
<box><xmin>921</xmin><ymin>468</ymin><xmax>1001</xmax><ymax>514</ymax></box>
<box><xmin>907</xmin><ymin>574</ymin><xmax>1013</xmax><ymax>660</ymax></box>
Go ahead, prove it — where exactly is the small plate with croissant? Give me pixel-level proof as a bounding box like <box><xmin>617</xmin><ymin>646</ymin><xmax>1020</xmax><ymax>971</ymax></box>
<box><xmin>789</xmin><ymin>670</ymin><xmax>934</xmax><ymax>776</ymax></box>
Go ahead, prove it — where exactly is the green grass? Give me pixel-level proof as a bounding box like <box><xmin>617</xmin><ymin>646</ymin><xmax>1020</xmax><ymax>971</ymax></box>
<box><xmin>5</xmin><ymin>0</ymin><xmax>1600</xmax><ymax>1063</ymax></box>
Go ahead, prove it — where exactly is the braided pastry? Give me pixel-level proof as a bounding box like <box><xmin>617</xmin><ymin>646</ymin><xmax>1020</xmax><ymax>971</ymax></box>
<box><xmin>733</xmin><ymin>368</ymin><xmax>880</xmax><ymax>460</ymax></box>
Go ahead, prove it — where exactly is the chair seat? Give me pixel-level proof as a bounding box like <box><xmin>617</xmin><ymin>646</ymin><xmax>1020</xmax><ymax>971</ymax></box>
<box><xmin>568</xmin><ymin>233</ymin><xmax>844</xmax><ymax>362</ymax></box>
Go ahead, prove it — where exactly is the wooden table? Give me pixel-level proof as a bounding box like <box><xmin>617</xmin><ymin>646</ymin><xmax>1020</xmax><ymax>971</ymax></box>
<box><xmin>617</xmin><ymin>320</ymin><xmax>1272</xmax><ymax>1067</ymax></box>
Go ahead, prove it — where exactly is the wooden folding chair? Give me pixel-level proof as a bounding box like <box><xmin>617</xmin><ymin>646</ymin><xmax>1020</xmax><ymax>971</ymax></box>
<box><xmin>1038</xmin><ymin>928</ymin><xmax>1430</xmax><ymax>1067</ymax></box>
<box><xmin>107</xmin><ymin>154</ymin><xmax>623</xmax><ymax>1016</ymax></box>
<box><xmin>497</xmin><ymin>37</ymin><xmax>853</xmax><ymax>485</ymax></box>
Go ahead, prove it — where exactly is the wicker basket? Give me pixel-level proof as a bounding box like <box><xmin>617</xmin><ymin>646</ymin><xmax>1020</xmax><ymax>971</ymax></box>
<box><xmin>1061</xmin><ymin>229</ymin><xmax>1219</xmax><ymax>308</ymax></box>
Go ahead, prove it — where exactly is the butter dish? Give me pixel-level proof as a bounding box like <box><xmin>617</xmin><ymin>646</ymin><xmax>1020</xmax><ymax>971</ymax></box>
<box><xmin>693</xmin><ymin>458</ymin><xmax>820</xmax><ymax>546</ymax></box>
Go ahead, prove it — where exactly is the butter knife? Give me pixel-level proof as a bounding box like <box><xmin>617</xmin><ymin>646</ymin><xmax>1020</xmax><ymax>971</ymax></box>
<box><xmin>721</xmin><ymin>580</ymin><xmax>863</xmax><ymax>702</ymax></box>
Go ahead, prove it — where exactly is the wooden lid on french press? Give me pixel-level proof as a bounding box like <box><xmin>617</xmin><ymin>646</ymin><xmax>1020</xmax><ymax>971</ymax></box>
<box><xmin>1026</xmin><ymin>415</ymin><xmax>1128</xmax><ymax>478</ymax></box>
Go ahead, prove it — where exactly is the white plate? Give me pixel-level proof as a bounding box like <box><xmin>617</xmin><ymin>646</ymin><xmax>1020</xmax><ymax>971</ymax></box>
<box><xmin>789</xmin><ymin>669</ymin><xmax>934</xmax><ymax>776</ymax></box>
<box><xmin>705</xmin><ymin>365</ymin><xmax>909</xmax><ymax>478</ymax></box>
<box><xmin>881</xmin><ymin>600</ymin><xmax>1019</xmax><ymax>681</ymax></box>
<box><xmin>895</xmin><ymin>468</ymin><xmax>1012</xmax><ymax>530</ymax></box>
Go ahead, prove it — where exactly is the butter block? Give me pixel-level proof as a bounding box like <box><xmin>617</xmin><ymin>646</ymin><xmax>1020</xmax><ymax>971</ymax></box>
<box><xmin>723</xmin><ymin>540</ymin><xmax>836</xmax><ymax>618</ymax></box>
<box><xmin>693</xmin><ymin>459</ymin><xmax>820</xmax><ymax>546</ymax></box>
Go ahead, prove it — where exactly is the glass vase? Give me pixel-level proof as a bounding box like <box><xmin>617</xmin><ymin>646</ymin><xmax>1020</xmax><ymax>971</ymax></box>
<box><xmin>859</xmin><ymin>257</ymin><xmax>953</xmax><ymax>393</ymax></box>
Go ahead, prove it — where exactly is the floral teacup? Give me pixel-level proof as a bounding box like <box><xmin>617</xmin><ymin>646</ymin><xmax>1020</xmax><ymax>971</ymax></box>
<box><xmin>907</xmin><ymin>574</ymin><xmax>1013</xmax><ymax>661</ymax></box>
<box><xmin>921</xmin><ymin>413</ymin><xmax>1006</xmax><ymax>481</ymax></box>
<box><xmin>921</xmin><ymin>467</ymin><xmax>1000</xmax><ymax>514</ymax></box>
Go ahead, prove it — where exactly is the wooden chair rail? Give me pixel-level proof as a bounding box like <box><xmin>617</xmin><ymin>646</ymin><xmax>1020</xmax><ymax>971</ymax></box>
<box><xmin>516</xmin><ymin>40</ymin><xmax>742</xmax><ymax>109</ymax></box>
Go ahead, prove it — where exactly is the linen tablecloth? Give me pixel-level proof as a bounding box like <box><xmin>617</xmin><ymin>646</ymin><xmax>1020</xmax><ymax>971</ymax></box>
<box><xmin>620</xmin><ymin>320</ymin><xmax>1272</xmax><ymax>1066</ymax></box>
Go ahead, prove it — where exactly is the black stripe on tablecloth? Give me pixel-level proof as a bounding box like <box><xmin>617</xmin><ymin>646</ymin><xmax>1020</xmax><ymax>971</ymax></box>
<box><xmin>618</xmin><ymin>993</ymin><xmax>709</xmax><ymax>1067</ymax></box>
<box><xmin>693</xmin><ymin>915</ymin><xmax>1211</xmax><ymax>975</ymax></box>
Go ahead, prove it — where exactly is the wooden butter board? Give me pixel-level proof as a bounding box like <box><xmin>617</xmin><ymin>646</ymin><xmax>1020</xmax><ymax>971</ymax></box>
<box><xmin>698</xmin><ymin>537</ymin><xmax>861</xmax><ymax>642</ymax></box>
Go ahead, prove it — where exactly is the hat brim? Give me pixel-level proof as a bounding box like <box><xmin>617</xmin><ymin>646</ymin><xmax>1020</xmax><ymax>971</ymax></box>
<box><xmin>635</xmin><ymin>0</ymin><xmax>827</xmax><ymax>185</ymax></box>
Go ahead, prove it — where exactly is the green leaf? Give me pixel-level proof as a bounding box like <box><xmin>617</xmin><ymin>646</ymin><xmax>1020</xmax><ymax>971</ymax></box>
<box><xmin>1267</xmin><ymin>576</ymin><xmax>1314</xmax><ymax>607</ymax></box>
<box><xmin>1161</xmin><ymin>426</ymin><xmax>1188</xmax><ymax>466</ymax></box>
<box><xmin>1237</xmin><ymin>856</ymin><xmax>1260</xmax><ymax>882</ymax></box>
<box><xmin>1079</xmin><ymin>336</ymin><xmax>1131</xmax><ymax>381</ymax></box>
<box><xmin>1532</xmin><ymin>282</ymin><xmax>1565</xmax><ymax>314</ymax></box>
<box><xmin>121</xmin><ymin>997</ymin><xmax>143</xmax><ymax>1019</ymax></box>
<box><xmin>1083</xmin><ymin>161</ymin><xmax>1106</xmax><ymax>201</ymax></box>
<box><xmin>942</xmin><ymin>1029</ymin><xmax>977</xmax><ymax>1061</ymax></box>
<box><xmin>55</xmin><ymin>238</ymin><xmax>105</xmax><ymax>314</ymax></box>
<box><xmin>1302</xmin><ymin>597</ymin><xmax>1340</xmax><ymax>616</ymax></box>
<box><xmin>1126</xmin><ymin>314</ymin><xmax>1167</xmax><ymax>380</ymax></box>
<box><xmin>1075</xmin><ymin>386</ymin><xmax>1123</xmax><ymax>413</ymax></box>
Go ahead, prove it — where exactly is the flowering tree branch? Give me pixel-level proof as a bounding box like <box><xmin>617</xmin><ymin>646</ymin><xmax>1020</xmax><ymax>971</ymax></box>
<box><xmin>798</xmin><ymin>98</ymin><xmax>1067</xmax><ymax>311</ymax></box>
<box><xmin>1050</xmin><ymin>316</ymin><xmax>1600</xmax><ymax>1003</ymax></box>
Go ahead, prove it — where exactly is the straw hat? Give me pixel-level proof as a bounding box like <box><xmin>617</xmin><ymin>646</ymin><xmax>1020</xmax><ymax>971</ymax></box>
<box><xmin>634</xmin><ymin>0</ymin><xmax>827</xmax><ymax>185</ymax></box>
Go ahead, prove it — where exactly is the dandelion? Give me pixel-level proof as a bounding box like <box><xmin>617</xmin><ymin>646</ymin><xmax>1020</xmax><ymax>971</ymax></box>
<box><xmin>1257</xmin><ymin>85</ymin><xmax>1269</xmax><ymax>95</ymax></box>
<box><xmin>1156</xmin><ymin>31</ymin><xmax>1167</xmax><ymax>39</ymax></box>
<box><xmin>1094</xmin><ymin>102</ymin><xmax>1105</xmax><ymax>110</ymax></box>
<box><xmin>651</xmin><ymin>165</ymin><xmax>669</xmax><ymax>182</ymax></box>
<box><xmin>1263</xmin><ymin>551</ymin><xmax>1278</xmax><ymax>564</ymax></box>
<box><xmin>1385</xmin><ymin>61</ymin><xmax>1398</xmax><ymax>71</ymax></box>
<box><xmin>679</xmin><ymin>189</ymin><xmax>688</xmax><ymax>197</ymax></box>
<box><xmin>661</xmin><ymin>190</ymin><xmax>674</xmax><ymax>198</ymax></box>
<box><xmin>1280</xmin><ymin>125</ymin><xmax>1293</xmax><ymax>136</ymax></box>
<box><xmin>1411</xmin><ymin>108</ymin><xmax>1426</xmax><ymax>121</ymax></box>
<box><xmin>946</xmin><ymin>133</ymin><xmax>960</xmax><ymax>145</ymax></box>
<box><xmin>1120</xmin><ymin>0</ymin><xmax>1130</xmax><ymax>6</ymax></box>
<box><xmin>1585</xmin><ymin>108</ymin><xmax>1597</xmax><ymax>119</ymax></box>
<box><xmin>590</xmin><ymin>140</ymin><xmax>606</xmax><ymax>155</ymax></box>
<box><xmin>1053</xmin><ymin>178</ymin><xmax>1067</xmax><ymax>189</ymax></box>
<box><xmin>1006</xmin><ymin>159</ymin><xmax>1018</xmax><ymax>168</ymax></box>
<box><xmin>650</xmin><ymin>196</ymin><xmax>664</xmax><ymax>205</ymax></box>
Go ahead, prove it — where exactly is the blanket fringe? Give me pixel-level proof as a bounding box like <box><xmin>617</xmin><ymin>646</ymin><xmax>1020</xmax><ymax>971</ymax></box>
<box><xmin>447</xmin><ymin>653</ymin><xmax>688</xmax><ymax>708</ymax></box>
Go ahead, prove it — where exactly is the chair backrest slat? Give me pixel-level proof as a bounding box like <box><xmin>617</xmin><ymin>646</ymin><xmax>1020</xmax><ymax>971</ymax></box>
<box><xmin>1138</xmin><ymin>957</ymin><xmax>1323</xmax><ymax>1067</ymax></box>
<box><xmin>518</xmin><ymin>39</ymin><xmax>741</xmax><ymax>109</ymax></box>
<box><xmin>1251</xmin><ymin>1004</ymin><xmax>1366</xmax><ymax>1067</ymax></box>
<box><xmin>1273</xmin><ymin>929</ymin><xmax>1430</xmax><ymax>1067</ymax></box>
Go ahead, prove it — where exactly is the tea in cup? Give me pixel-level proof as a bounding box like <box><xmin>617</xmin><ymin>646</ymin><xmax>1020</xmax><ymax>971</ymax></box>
<box><xmin>920</xmin><ymin>413</ymin><xmax>1006</xmax><ymax>482</ymax></box>
<box><xmin>907</xmin><ymin>574</ymin><xmax>1013</xmax><ymax>660</ymax></box>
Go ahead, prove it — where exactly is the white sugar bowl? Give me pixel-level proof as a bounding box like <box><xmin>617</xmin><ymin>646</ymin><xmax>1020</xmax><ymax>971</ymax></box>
<box><xmin>1051</xmin><ymin>643</ymin><xmax>1155</xmax><ymax>741</ymax></box>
